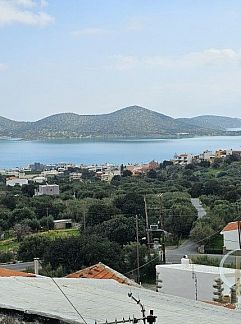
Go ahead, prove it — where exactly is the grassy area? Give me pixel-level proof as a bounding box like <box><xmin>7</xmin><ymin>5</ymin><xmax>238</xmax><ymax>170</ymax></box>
<box><xmin>37</xmin><ymin>228</ymin><xmax>79</xmax><ymax>239</ymax></box>
<box><xmin>0</xmin><ymin>228</ymin><xmax>79</xmax><ymax>255</ymax></box>
<box><xmin>0</xmin><ymin>238</ymin><xmax>19</xmax><ymax>253</ymax></box>
<box><xmin>207</xmin><ymin>168</ymin><xmax>223</xmax><ymax>176</ymax></box>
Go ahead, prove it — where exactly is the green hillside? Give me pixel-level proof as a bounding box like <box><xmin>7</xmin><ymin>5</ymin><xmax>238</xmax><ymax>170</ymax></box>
<box><xmin>178</xmin><ymin>115</ymin><xmax>241</xmax><ymax>130</ymax></box>
<box><xmin>0</xmin><ymin>106</ymin><xmax>223</xmax><ymax>139</ymax></box>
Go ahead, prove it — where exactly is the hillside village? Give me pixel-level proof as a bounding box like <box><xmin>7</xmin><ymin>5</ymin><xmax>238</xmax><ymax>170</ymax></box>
<box><xmin>0</xmin><ymin>148</ymin><xmax>241</xmax><ymax>321</ymax></box>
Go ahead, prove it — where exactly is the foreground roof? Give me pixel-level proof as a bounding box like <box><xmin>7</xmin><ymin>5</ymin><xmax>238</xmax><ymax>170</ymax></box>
<box><xmin>0</xmin><ymin>277</ymin><xmax>240</xmax><ymax>323</ymax></box>
<box><xmin>65</xmin><ymin>262</ymin><xmax>138</xmax><ymax>286</ymax></box>
<box><xmin>0</xmin><ymin>267</ymin><xmax>35</xmax><ymax>277</ymax></box>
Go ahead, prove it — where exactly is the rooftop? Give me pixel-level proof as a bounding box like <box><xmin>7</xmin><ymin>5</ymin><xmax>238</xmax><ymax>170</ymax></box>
<box><xmin>156</xmin><ymin>263</ymin><xmax>235</xmax><ymax>275</ymax></box>
<box><xmin>65</xmin><ymin>262</ymin><xmax>138</xmax><ymax>286</ymax></box>
<box><xmin>0</xmin><ymin>267</ymin><xmax>35</xmax><ymax>277</ymax></box>
<box><xmin>0</xmin><ymin>277</ymin><xmax>241</xmax><ymax>323</ymax></box>
<box><xmin>222</xmin><ymin>221</ymin><xmax>241</xmax><ymax>232</ymax></box>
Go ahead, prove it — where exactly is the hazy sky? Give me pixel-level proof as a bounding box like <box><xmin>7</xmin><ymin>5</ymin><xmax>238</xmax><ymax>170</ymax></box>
<box><xmin>1</xmin><ymin>0</ymin><xmax>241</xmax><ymax>120</ymax></box>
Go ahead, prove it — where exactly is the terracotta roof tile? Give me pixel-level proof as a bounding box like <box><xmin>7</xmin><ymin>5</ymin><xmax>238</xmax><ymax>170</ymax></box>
<box><xmin>65</xmin><ymin>262</ymin><xmax>137</xmax><ymax>286</ymax></box>
<box><xmin>0</xmin><ymin>267</ymin><xmax>35</xmax><ymax>277</ymax></box>
<box><xmin>222</xmin><ymin>222</ymin><xmax>241</xmax><ymax>232</ymax></box>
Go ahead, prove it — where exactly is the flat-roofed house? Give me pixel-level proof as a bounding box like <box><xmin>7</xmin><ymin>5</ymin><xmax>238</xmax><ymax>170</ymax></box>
<box><xmin>35</xmin><ymin>184</ymin><xmax>60</xmax><ymax>196</ymax></box>
<box><xmin>6</xmin><ymin>178</ymin><xmax>28</xmax><ymax>187</ymax></box>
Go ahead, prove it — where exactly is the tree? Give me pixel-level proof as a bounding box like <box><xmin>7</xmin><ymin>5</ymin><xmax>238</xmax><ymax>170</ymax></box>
<box><xmin>0</xmin><ymin>209</ymin><xmax>12</xmax><ymax>230</ymax></box>
<box><xmin>18</xmin><ymin>236</ymin><xmax>51</xmax><ymax>261</ymax></box>
<box><xmin>190</xmin><ymin>221</ymin><xmax>215</xmax><ymax>244</ymax></box>
<box><xmin>147</xmin><ymin>169</ymin><xmax>157</xmax><ymax>179</ymax></box>
<box><xmin>86</xmin><ymin>201</ymin><xmax>117</xmax><ymax>226</ymax></box>
<box><xmin>40</xmin><ymin>216</ymin><xmax>54</xmax><ymax>230</ymax></box>
<box><xmin>122</xmin><ymin>170</ymin><xmax>132</xmax><ymax>177</ymax></box>
<box><xmin>11</xmin><ymin>207</ymin><xmax>36</xmax><ymax>225</ymax></box>
<box><xmin>1</xmin><ymin>194</ymin><xmax>16</xmax><ymax>210</ymax></box>
<box><xmin>21</xmin><ymin>183</ymin><xmax>35</xmax><ymax>197</ymax></box>
<box><xmin>43</xmin><ymin>235</ymin><xmax>124</xmax><ymax>274</ymax></box>
<box><xmin>114</xmin><ymin>193</ymin><xmax>145</xmax><ymax>216</ymax></box>
<box><xmin>93</xmin><ymin>215</ymin><xmax>138</xmax><ymax>245</ymax></box>
<box><xmin>14</xmin><ymin>223</ymin><xmax>32</xmax><ymax>242</ymax></box>
<box><xmin>165</xmin><ymin>204</ymin><xmax>197</xmax><ymax>239</ymax></box>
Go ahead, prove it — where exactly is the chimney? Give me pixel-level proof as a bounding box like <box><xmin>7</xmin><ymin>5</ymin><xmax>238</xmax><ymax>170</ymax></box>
<box><xmin>34</xmin><ymin>258</ymin><xmax>40</xmax><ymax>275</ymax></box>
<box><xmin>181</xmin><ymin>255</ymin><xmax>190</xmax><ymax>265</ymax></box>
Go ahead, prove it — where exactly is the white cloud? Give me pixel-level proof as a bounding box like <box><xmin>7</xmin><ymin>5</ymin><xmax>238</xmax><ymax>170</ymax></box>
<box><xmin>111</xmin><ymin>49</ymin><xmax>241</xmax><ymax>71</ymax></box>
<box><xmin>71</xmin><ymin>27</ymin><xmax>108</xmax><ymax>37</ymax></box>
<box><xmin>0</xmin><ymin>0</ymin><xmax>54</xmax><ymax>26</ymax></box>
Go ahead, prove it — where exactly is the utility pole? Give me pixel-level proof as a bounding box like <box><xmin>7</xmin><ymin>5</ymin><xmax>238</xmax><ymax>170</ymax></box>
<box><xmin>144</xmin><ymin>196</ymin><xmax>150</xmax><ymax>246</ymax></box>
<box><xmin>83</xmin><ymin>210</ymin><xmax>86</xmax><ymax>232</ymax></box>
<box><xmin>235</xmin><ymin>219</ymin><xmax>241</xmax><ymax>302</ymax></box>
<box><xmin>136</xmin><ymin>215</ymin><xmax>140</xmax><ymax>284</ymax></box>
<box><xmin>159</xmin><ymin>194</ymin><xmax>166</xmax><ymax>264</ymax></box>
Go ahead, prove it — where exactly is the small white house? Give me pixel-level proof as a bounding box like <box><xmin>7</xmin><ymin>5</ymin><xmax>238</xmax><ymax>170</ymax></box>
<box><xmin>35</xmin><ymin>184</ymin><xmax>60</xmax><ymax>196</ymax></box>
<box><xmin>54</xmin><ymin>219</ymin><xmax>72</xmax><ymax>230</ymax></box>
<box><xmin>221</xmin><ymin>221</ymin><xmax>241</xmax><ymax>251</ymax></box>
<box><xmin>6</xmin><ymin>178</ymin><xmax>28</xmax><ymax>187</ymax></box>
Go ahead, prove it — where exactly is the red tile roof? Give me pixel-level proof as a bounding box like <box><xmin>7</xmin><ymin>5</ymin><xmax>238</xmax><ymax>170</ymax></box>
<box><xmin>65</xmin><ymin>262</ymin><xmax>138</xmax><ymax>286</ymax></box>
<box><xmin>0</xmin><ymin>267</ymin><xmax>35</xmax><ymax>277</ymax></box>
<box><xmin>222</xmin><ymin>222</ymin><xmax>241</xmax><ymax>232</ymax></box>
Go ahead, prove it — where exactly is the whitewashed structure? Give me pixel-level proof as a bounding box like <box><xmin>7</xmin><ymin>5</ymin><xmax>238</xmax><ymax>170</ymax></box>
<box><xmin>6</xmin><ymin>178</ymin><xmax>28</xmax><ymax>187</ymax></box>
<box><xmin>221</xmin><ymin>221</ymin><xmax>241</xmax><ymax>251</ymax></box>
<box><xmin>156</xmin><ymin>261</ymin><xmax>236</xmax><ymax>302</ymax></box>
<box><xmin>35</xmin><ymin>184</ymin><xmax>60</xmax><ymax>196</ymax></box>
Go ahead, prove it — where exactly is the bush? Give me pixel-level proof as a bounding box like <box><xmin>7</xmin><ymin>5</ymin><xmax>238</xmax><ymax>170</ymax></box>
<box><xmin>0</xmin><ymin>251</ymin><xmax>15</xmax><ymax>263</ymax></box>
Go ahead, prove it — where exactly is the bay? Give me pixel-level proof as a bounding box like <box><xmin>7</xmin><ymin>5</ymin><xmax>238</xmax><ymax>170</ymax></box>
<box><xmin>0</xmin><ymin>136</ymin><xmax>241</xmax><ymax>169</ymax></box>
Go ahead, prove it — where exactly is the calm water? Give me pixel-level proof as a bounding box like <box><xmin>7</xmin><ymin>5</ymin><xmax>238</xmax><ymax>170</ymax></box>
<box><xmin>1</xmin><ymin>136</ymin><xmax>241</xmax><ymax>168</ymax></box>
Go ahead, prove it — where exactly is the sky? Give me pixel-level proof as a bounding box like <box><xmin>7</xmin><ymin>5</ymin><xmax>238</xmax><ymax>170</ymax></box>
<box><xmin>1</xmin><ymin>0</ymin><xmax>241</xmax><ymax>121</ymax></box>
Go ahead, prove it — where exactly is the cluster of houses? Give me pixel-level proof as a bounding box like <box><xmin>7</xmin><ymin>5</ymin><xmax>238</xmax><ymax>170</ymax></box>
<box><xmin>173</xmin><ymin>148</ymin><xmax>241</xmax><ymax>165</ymax></box>
<box><xmin>0</xmin><ymin>160</ymin><xmax>161</xmax><ymax>188</ymax></box>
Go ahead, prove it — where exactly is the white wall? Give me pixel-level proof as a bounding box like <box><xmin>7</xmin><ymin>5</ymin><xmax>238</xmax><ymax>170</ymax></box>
<box><xmin>223</xmin><ymin>230</ymin><xmax>240</xmax><ymax>251</ymax></box>
<box><xmin>156</xmin><ymin>265</ymin><xmax>235</xmax><ymax>302</ymax></box>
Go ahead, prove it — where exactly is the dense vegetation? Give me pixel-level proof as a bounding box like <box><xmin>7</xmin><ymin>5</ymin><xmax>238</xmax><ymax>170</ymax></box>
<box><xmin>1</xmin><ymin>155</ymin><xmax>241</xmax><ymax>279</ymax></box>
<box><xmin>178</xmin><ymin>115</ymin><xmax>241</xmax><ymax>130</ymax></box>
<box><xmin>0</xmin><ymin>106</ymin><xmax>223</xmax><ymax>139</ymax></box>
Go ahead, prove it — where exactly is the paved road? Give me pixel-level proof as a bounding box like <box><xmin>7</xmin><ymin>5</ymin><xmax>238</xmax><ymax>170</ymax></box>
<box><xmin>165</xmin><ymin>240</ymin><xmax>238</xmax><ymax>264</ymax></box>
<box><xmin>191</xmin><ymin>198</ymin><xmax>207</xmax><ymax>218</ymax></box>
<box><xmin>0</xmin><ymin>261</ymin><xmax>34</xmax><ymax>271</ymax></box>
<box><xmin>166</xmin><ymin>240</ymin><xmax>199</xmax><ymax>263</ymax></box>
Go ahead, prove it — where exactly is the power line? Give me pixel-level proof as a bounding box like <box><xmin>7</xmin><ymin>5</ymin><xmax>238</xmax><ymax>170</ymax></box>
<box><xmin>39</xmin><ymin>261</ymin><xmax>87</xmax><ymax>324</ymax></box>
<box><xmin>125</xmin><ymin>214</ymin><xmax>241</xmax><ymax>276</ymax></box>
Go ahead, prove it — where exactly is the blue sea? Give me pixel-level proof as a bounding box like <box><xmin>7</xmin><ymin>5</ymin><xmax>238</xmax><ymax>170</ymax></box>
<box><xmin>1</xmin><ymin>136</ymin><xmax>241</xmax><ymax>169</ymax></box>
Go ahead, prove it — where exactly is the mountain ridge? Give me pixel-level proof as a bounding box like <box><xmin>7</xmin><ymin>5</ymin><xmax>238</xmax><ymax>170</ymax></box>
<box><xmin>0</xmin><ymin>106</ymin><xmax>239</xmax><ymax>139</ymax></box>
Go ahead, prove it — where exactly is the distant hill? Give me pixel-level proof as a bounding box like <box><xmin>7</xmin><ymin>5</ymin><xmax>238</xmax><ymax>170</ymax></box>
<box><xmin>0</xmin><ymin>106</ymin><xmax>228</xmax><ymax>139</ymax></box>
<box><xmin>178</xmin><ymin>115</ymin><xmax>241</xmax><ymax>130</ymax></box>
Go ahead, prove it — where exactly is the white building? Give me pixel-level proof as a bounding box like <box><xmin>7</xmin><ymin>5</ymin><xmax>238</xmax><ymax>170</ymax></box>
<box><xmin>54</xmin><ymin>219</ymin><xmax>72</xmax><ymax>230</ymax></box>
<box><xmin>6</xmin><ymin>178</ymin><xmax>28</xmax><ymax>187</ymax></box>
<box><xmin>35</xmin><ymin>184</ymin><xmax>60</xmax><ymax>196</ymax></box>
<box><xmin>221</xmin><ymin>221</ymin><xmax>241</xmax><ymax>251</ymax></box>
<box><xmin>32</xmin><ymin>176</ymin><xmax>46</xmax><ymax>184</ymax></box>
<box><xmin>173</xmin><ymin>153</ymin><xmax>194</xmax><ymax>165</ymax></box>
<box><xmin>156</xmin><ymin>260</ymin><xmax>236</xmax><ymax>302</ymax></box>
<box><xmin>199</xmin><ymin>150</ymin><xmax>216</xmax><ymax>163</ymax></box>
